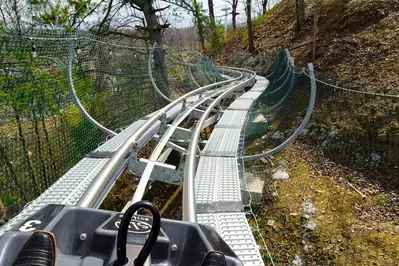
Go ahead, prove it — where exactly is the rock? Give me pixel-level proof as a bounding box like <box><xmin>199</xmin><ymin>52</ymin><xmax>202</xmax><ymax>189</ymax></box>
<box><xmin>303</xmin><ymin>220</ymin><xmax>317</xmax><ymax>231</ymax></box>
<box><xmin>267</xmin><ymin>219</ymin><xmax>276</xmax><ymax>227</ymax></box>
<box><xmin>302</xmin><ymin>239</ymin><xmax>311</xmax><ymax>251</ymax></box>
<box><xmin>272</xmin><ymin>170</ymin><xmax>290</xmax><ymax>180</ymax></box>
<box><xmin>321</xmin><ymin>139</ymin><xmax>329</xmax><ymax>147</ymax></box>
<box><xmin>370</xmin><ymin>153</ymin><xmax>381</xmax><ymax>163</ymax></box>
<box><xmin>301</xmin><ymin>203</ymin><xmax>316</xmax><ymax>218</ymax></box>
<box><xmin>253</xmin><ymin>114</ymin><xmax>267</xmax><ymax>123</ymax></box>
<box><xmin>329</xmin><ymin>129</ymin><xmax>339</xmax><ymax>138</ymax></box>
<box><xmin>300</xmin><ymin>128</ymin><xmax>309</xmax><ymax>136</ymax></box>
<box><xmin>278</xmin><ymin>159</ymin><xmax>288</xmax><ymax>169</ymax></box>
<box><xmin>272</xmin><ymin>131</ymin><xmax>284</xmax><ymax>140</ymax></box>
<box><xmin>291</xmin><ymin>255</ymin><xmax>303</xmax><ymax>266</ymax></box>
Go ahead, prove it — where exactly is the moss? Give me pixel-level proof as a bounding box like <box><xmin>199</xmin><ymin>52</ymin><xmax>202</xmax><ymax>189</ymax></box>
<box><xmin>248</xmin><ymin>143</ymin><xmax>399</xmax><ymax>264</ymax></box>
<box><xmin>335</xmin><ymin>232</ymin><xmax>399</xmax><ymax>265</ymax></box>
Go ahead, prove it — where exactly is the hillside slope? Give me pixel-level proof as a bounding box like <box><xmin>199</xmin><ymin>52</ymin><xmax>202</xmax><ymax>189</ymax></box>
<box><xmin>221</xmin><ymin>0</ymin><xmax>399</xmax><ymax>84</ymax></box>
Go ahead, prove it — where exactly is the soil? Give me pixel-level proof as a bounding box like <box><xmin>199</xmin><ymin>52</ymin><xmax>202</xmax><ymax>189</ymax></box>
<box><xmin>245</xmin><ymin>140</ymin><xmax>399</xmax><ymax>265</ymax></box>
<box><xmin>220</xmin><ymin>0</ymin><xmax>399</xmax><ymax>84</ymax></box>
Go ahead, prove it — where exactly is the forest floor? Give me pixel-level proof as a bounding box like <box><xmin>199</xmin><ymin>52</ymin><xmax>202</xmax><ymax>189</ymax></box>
<box><xmin>245</xmin><ymin>139</ymin><xmax>399</xmax><ymax>265</ymax></box>
<box><xmin>220</xmin><ymin>0</ymin><xmax>399</xmax><ymax>84</ymax></box>
<box><xmin>101</xmin><ymin>1</ymin><xmax>399</xmax><ymax>265</ymax></box>
<box><xmin>218</xmin><ymin>0</ymin><xmax>399</xmax><ymax>264</ymax></box>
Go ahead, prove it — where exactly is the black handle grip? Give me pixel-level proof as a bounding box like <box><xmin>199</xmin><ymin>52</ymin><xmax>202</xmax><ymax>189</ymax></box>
<box><xmin>116</xmin><ymin>200</ymin><xmax>161</xmax><ymax>266</ymax></box>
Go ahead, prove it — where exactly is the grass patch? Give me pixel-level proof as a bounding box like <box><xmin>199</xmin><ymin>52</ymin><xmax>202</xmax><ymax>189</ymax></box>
<box><xmin>335</xmin><ymin>232</ymin><xmax>399</xmax><ymax>265</ymax></box>
<box><xmin>248</xmin><ymin>144</ymin><xmax>398</xmax><ymax>265</ymax></box>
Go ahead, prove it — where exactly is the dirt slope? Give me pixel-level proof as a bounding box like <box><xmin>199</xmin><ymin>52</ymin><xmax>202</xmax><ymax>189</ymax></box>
<box><xmin>221</xmin><ymin>0</ymin><xmax>399</xmax><ymax>83</ymax></box>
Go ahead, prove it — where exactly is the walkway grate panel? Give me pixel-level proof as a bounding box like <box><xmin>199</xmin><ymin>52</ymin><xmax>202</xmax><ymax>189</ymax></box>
<box><xmin>216</xmin><ymin>110</ymin><xmax>248</xmax><ymax>128</ymax></box>
<box><xmin>198</xmin><ymin>212</ymin><xmax>264</xmax><ymax>266</ymax></box>
<box><xmin>0</xmin><ymin>158</ymin><xmax>109</xmax><ymax>235</ymax></box>
<box><xmin>201</xmin><ymin>128</ymin><xmax>242</xmax><ymax>156</ymax></box>
<box><xmin>195</xmin><ymin>157</ymin><xmax>241</xmax><ymax>204</ymax></box>
<box><xmin>228</xmin><ymin>99</ymin><xmax>255</xmax><ymax>111</ymax></box>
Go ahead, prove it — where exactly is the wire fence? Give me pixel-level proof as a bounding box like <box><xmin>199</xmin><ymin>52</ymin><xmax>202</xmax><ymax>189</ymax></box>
<box><xmin>306</xmin><ymin>71</ymin><xmax>399</xmax><ymax>182</ymax></box>
<box><xmin>0</xmin><ymin>31</ymin><xmax>222</xmax><ymax>223</ymax></box>
<box><xmin>242</xmin><ymin>49</ymin><xmax>399</xmax><ymax>191</ymax></box>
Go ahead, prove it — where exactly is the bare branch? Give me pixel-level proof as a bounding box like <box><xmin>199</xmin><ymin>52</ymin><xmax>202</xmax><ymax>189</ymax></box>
<box><xmin>151</xmin><ymin>5</ymin><xmax>170</xmax><ymax>13</ymax></box>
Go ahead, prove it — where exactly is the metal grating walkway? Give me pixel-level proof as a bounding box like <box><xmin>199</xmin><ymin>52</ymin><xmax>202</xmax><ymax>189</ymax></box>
<box><xmin>195</xmin><ymin>157</ymin><xmax>242</xmax><ymax>213</ymax></box>
<box><xmin>197</xmin><ymin>212</ymin><xmax>264</xmax><ymax>266</ymax></box>
<box><xmin>0</xmin><ymin>158</ymin><xmax>109</xmax><ymax>234</ymax></box>
<box><xmin>228</xmin><ymin>99</ymin><xmax>256</xmax><ymax>111</ymax></box>
<box><xmin>216</xmin><ymin>110</ymin><xmax>248</xmax><ymax>129</ymax></box>
<box><xmin>195</xmin><ymin>76</ymin><xmax>269</xmax><ymax>265</ymax></box>
<box><xmin>201</xmin><ymin>128</ymin><xmax>242</xmax><ymax>156</ymax></box>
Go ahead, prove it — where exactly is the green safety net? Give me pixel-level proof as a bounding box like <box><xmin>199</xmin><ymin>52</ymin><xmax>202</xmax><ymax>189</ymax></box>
<box><xmin>245</xmin><ymin>51</ymin><xmax>303</xmax><ymax>144</ymax></box>
<box><xmin>243</xmin><ymin>50</ymin><xmax>399</xmax><ymax>184</ymax></box>
<box><xmin>0</xmin><ymin>31</ymin><xmax>224</xmax><ymax>222</ymax></box>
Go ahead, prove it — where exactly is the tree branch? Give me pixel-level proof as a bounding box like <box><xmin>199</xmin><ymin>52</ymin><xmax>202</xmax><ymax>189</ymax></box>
<box><xmin>75</xmin><ymin>0</ymin><xmax>106</xmax><ymax>30</ymax></box>
<box><xmin>107</xmin><ymin>30</ymin><xmax>148</xmax><ymax>40</ymax></box>
<box><xmin>97</xmin><ymin>0</ymin><xmax>115</xmax><ymax>34</ymax></box>
<box><xmin>151</xmin><ymin>5</ymin><xmax>170</xmax><ymax>13</ymax></box>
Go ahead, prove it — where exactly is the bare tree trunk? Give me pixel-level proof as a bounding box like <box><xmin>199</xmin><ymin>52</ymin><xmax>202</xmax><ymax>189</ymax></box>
<box><xmin>246</xmin><ymin>0</ymin><xmax>255</xmax><ymax>52</ymax></box>
<box><xmin>208</xmin><ymin>0</ymin><xmax>215</xmax><ymax>26</ymax></box>
<box><xmin>296</xmin><ymin>0</ymin><xmax>305</xmax><ymax>33</ymax></box>
<box><xmin>0</xmin><ymin>143</ymin><xmax>26</xmax><ymax>201</ymax></box>
<box><xmin>31</xmin><ymin>109</ymin><xmax>48</xmax><ymax>189</ymax></box>
<box><xmin>41</xmin><ymin>116</ymin><xmax>58</xmax><ymax>179</ymax></box>
<box><xmin>199</xmin><ymin>35</ymin><xmax>205</xmax><ymax>51</ymax></box>
<box><xmin>313</xmin><ymin>0</ymin><xmax>321</xmax><ymax>61</ymax></box>
<box><xmin>262</xmin><ymin>0</ymin><xmax>268</xmax><ymax>15</ymax></box>
<box><xmin>12</xmin><ymin>0</ymin><xmax>22</xmax><ymax>34</ymax></box>
<box><xmin>13</xmin><ymin>109</ymin><xmax>41</xmax><ymax>196</ymax></box>
<box><xmin>232</xmin><ymin>1</ymin><xmax>238</xmax><ymax>29</ymax></box>
<box><xmin>131</xmin><ymin>0</ymin><xmax>170</xmax><ymax>100</ymax></box>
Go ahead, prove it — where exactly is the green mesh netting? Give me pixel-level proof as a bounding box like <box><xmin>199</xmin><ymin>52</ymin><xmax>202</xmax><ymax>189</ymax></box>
<box><xmin>0</xmin><ymin>31</ymin><xmax>224</xmax><ymax>222</ymax></box>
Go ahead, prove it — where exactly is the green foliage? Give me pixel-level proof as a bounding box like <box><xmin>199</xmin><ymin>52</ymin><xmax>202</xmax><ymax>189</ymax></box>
<box><xmin>30</xmin><ymin>0</ymin><xmax>99</xmax><ymax>31</ymax></box>
<box><xmin>253</xmin><ymin>2</ymin><xmax>280</xmax><ymax>26</ymax></box>
<box><xmin>69</xmin><ymin>115</ymin><xmax>102</xmax><ymax>158</ymax></box>
<box><xmin>191</xmin><ymin>0</ymin><xmax>209</xmax><ymax>48</ymax></box>
<box><xmin>0</xmin><ymin>22</ymin><xmax>7</xmax><ymax>33</ymax></box>
<box><xmin>206</xmin><ymin>23</ymin><xmax>225</xmax><ymax>55</ymax></box>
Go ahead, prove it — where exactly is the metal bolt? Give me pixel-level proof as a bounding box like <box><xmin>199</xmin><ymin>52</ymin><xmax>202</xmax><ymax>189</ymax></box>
<box><xmin>171</xmin><ymin>244</ymin><xmax>178</xmax><ymax>251</ymax></box>
<box><xmin>80</xmin><ymin>233</ymin><xmax>87</xmax><ymax>241</ymax></box>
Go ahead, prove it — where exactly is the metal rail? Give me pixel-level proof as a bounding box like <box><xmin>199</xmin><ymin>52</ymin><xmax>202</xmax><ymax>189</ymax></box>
<box><xmin>188</xmin><ymin>53</ymin><xmax>202</xmax><ymax>88</ymax></box>
<box><xmin>243</xmin><ymin>63</ymin><xmax>316</xmax><ymax>161</ymax></box>
<box><xmin>124</xmin><ymin>88</ymin><xmax>228</xmax><ymax>210</ymax></box>
<box><xmin>77</xmin><ymin>67</ymin><xmax>244</xmax><ymax>208</ymax></box>
<box><xmin>148</xmin><ymin>43</ymin><xmax>173</xmax><ymax>103</ymax></box>
<box><xmin>67</xmin><ymin>42</ymin><xmax>117</xmax><ymax>136</ymax></box>
<box><xmin>183</xmin><ymin>68</ymin><xmax>257</xmax><ymax>222</ymax></box>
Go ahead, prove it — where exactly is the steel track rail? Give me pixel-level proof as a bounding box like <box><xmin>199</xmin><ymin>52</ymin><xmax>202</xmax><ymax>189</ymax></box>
<box><xmin>183</xmin><ymin>67</ymin><xmax>257</xmax><ymax>222</ymax></box>
<box><xmin>67</xmin><ymin>42</ymin><xmax>117</xmax><ymax>137</ymax></box>
<box><xmin>76</xmin><ymin>67</ymin><xmax>244</xmax><ymax>208</ymax></box>
<box><xmin>243</xmin><ymin>63</ymin><xmax>317</xmax><ymax>161</ymax></box>
<box><xmin>123</xmin><ymin>87</ymin><xmax>232</xmax><ymax>210</ymax></box>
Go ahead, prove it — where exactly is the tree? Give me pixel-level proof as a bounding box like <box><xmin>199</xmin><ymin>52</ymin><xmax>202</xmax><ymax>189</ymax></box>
<box><xmin>223</xmin><ymin>0</ymin><xmax>239</xmax><ymax>30</ymax></box>
<box><xmin>29</xmin><ymin>0</ymin><xmax>103</xmax><ymax>31</ymax></box>
<box><xmin>191</xmin><ymin>0</ymin><xmax>208</xmax><ymax>50</ymax></box>
<box><xmin>296</xmin><ymin>0</ymin><xmax>305</xmax><ymax>32</ymax></box>
<box><xmin>245</xmin><ymin>0</ymin><xmax>255</xmax><ymax>52</ymax></box>
<box><xmin>313</xmin><ymin>0</ymin><xmax>321</xmax><ymax>61</ymax></box>
<box><xmin>208</xmin><ymin>0</ymin><xmax>215</xmax><ymax>26</ymax></box>
<box><xmin>0</xmin><ymin>0</ymin><xmax>27</xmax><ymax>34</ymax></box>
<box><xmin>262</xmin><ymin>0</ymin><xmax>268</xmax><ymax>15</ymax></box>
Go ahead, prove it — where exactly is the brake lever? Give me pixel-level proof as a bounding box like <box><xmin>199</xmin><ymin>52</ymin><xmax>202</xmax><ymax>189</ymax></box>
<box><xmin>115</xmin><ymin>200</ymin><xmax>161</xmax><ymax>266</ymax></box>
